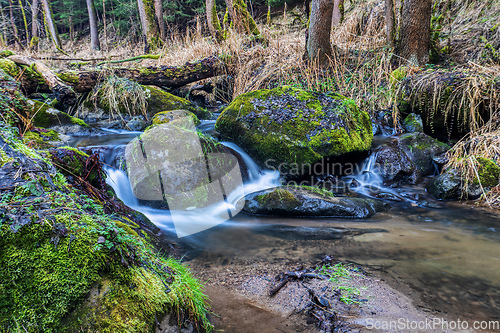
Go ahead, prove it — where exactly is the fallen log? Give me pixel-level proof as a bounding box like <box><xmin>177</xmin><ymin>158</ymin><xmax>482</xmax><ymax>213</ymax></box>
<box><xmin>8</xmin><ymin>55</ymin><xmax>77</xmax><ymax>105</ymax></box>
<box><xmin>56</xmin><ymin>56</ymin><xmax>225</xmax><ymax>92</ymax></box>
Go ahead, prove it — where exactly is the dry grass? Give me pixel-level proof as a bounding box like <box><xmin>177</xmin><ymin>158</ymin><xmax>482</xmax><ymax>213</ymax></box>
<box><xmin>395</xmin><ymin>64</ymin><xmax>500</xmax><ymax>136</ymax></box>
<box><xmin>86</xmin><ymin>74</ymin><xmax>148</xmax><ymax>119</ymax></box>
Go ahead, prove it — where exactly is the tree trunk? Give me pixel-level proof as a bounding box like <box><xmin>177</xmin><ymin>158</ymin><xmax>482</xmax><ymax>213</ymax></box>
<box><xmin>332</xmin><ymin>0</ymin><xmax>344</xmax><ymax>27</ymax></box>
<box><xmin>153</xmin><ymin>0</ymin><xmax>165</xmax><ymax>41</ymax></box>
<box><xmin>12</xmin><ymin>56</ymin><xmax>224</xmax><ymax>95</ymax></box>
<box><xmin>137</xmin><ymin>0</ymin><xmax>161</xmax><ymax>53</ymax></box>
<box><xmin>30</xmin><ymin>0</ymin><xmax>39</xmax><ymax>51</ymax></box>
<box><xmin>307</xmin><ymin>0</ymin><xmax>334</xmax><ymax>64</ymax></box>
<box><xmin>18</xmin><ymin>0</ymin><xmax>29</xmax><ymax>45</ymax></box>
<box><xmin>86</xmin><ymin>0</ymin><xmax>100</xmax><ymax>51</ymax></box>
<box><xmin>206</xmin><ymin>0</ymin><xmax>222</xmax><ymax>40</ymax></box>
<box><xmin>8</xmin><ymin>55</ymin><xmax>76</xmax><ymax>104</ymax></box>
<box><xmin>224</xmin><ymin>0</ymin><xmax>259</xmax><ymax>35</ymax></box>
<box><xmin>41</xmin><ymin>0</ymin><xmax>62</xmax><ymax>50</ymax></box>
<box><xmin>8</xmin><ymin>0</ymin><xmax>22</xmax><ymax>48</ymax></box>
<box><xmin>398</xmin><ymin>0</ymin><xmax>432</xmax><ymax>66</ymax></box>
<box><xmin>385</xmin><ymin>0</ymin><xmax>395</xmax><ymax>48</ymax></box>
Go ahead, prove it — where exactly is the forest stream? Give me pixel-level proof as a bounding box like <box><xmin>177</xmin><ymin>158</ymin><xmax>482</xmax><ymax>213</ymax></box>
<box><xmin>69</xmin><ymin>122</ymin><xmax>500</xmax><ymax>332</ymax></box>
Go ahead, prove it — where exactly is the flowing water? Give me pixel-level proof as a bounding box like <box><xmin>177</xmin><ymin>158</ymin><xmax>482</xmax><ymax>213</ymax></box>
<box><xmin>72</xmin><ymin>129</ymin><xmax>500</xmax><ymax>324</ymax></box>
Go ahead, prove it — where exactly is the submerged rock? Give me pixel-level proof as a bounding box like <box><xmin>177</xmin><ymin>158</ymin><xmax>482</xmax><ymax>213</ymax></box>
<box><xmin>215</xmin><ymin>86</ymin><xmax>373</xmax><ymax>175</ymax></box>
<box><xmin>243</xmin><ymin>186</ymin><xmax>387</xmax><ymax>218</ymax></box>
<box><xmin>427</xmin><ymin>157</ymin><xmax>500</xmax><ymax>200</ymax></box>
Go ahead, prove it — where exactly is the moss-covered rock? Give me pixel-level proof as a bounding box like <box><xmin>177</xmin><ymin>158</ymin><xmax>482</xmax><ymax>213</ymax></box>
<box><xmin>27</xmin><ymin>99</ymin><xmax>90</xmax><ymax>135</ymax></box>
<box><xmin>374</xmin><ymin>143</ymin><xmax>422</xmax><ymax>184</ymax></box>
<box><xmin>0</xmin><ymin>69</ymin><xmax>29</xmax><ymax>127</ymax></box>
<box><xmin>152</xmin><ymin>110</ymin><xmax>201</xmax><ymax>127</ymax></box>
<box><xmin>426</xmin><ymin>157</ymin><xmax>500</xmax><ymax>200</ymax></box>
<box><xmin>397</xmin><ymin>132</ymin><xmax>450</xmax><ymax>175</ymax></box>
<box><xmin>23</xmin><ymin>129</ymin><xmax>62</xmax><ymax>149</ymax></box>
<box><xmin>0</xmin><ymin>58</ymin><xmax>20</xmax><ymax>77</ymax></box>
<box><xmin>145</xmin><ymin>86</ymin><xmax>211</xmax><ymax>120</ymax></box>
<box><xmin>402</xmin><ymin>113</ymin><xmax>424</xmax><ymax>133</ymax></box>
<box><xmin>244</xmin><ymin>186</ymin><xmax>387</xmax><ymax>217</ymax></box>
<box><xmin>215</xmin><ymin>86</ymin><xmax>373</xmax><ymax>175</ymax></box>
<box><xmin>126</xmin><ymin>124</ymin><xmax>243</xmax><ymax>211</ymax></box>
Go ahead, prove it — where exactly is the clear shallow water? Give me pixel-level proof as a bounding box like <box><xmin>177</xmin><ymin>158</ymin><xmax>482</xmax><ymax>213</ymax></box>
<box><xmin>77</xmin><ymin>130</ymin><xmax>500</xmax><ymax>322</ymax></box>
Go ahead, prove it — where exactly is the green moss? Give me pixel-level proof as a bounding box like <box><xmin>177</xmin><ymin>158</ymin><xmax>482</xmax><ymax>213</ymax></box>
<box><xmin>390</xmin><ymin>66</ymin><xmax>409</xmax><ymax>86</ymax></box>
<box><xmin>145</xmin><ymin>86</ymin><xmax>212</xmax><ymax>120</ymax></box>
<box><xmin>0</xmin><ymin>49</ymin><xmax>15</xmax><ymax>58</ymax></box>
<box><xmin>0</xmin><ymin>59</ymin><xmax>20</xmax><ymax>77</ymax></box>
<box><xmin>23</xmin><ymin>130</ymin><xmax>61</xmax><ymax>148</ymax></box>
<box><xmin>216</xmin><ymin>86</ymin><xmax>372</xmax><ymax>173</ymax></box>
<box><xmin>256</xmin><ymin>188</ymin><xmax>300</xmax><ymax>209</ymax></box>
<box><xmin>27</xmin><ymin>99</ymin><xmax>89</xmax><ymax>128</ymax></box>
<box><xmin>152</xmin><ymin>110</ymin><xmax>200</xmax><ymax>127</ymax></box>
<box><xmin>475</xmin><ymin>157</ymin><xmax>500</xmax><ymax>188</ymax></box>
<box><xmin>57</xmin><ymin>71</ymin><xmax>79</xmax><ymax>84</ymax></box>
<box><xmin>0</xmin><ymin>147</ymin><xmax>14</xmax><ymax>166</ymax></box>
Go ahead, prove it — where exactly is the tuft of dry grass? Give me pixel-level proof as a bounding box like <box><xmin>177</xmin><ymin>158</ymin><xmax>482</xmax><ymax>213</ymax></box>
<box><xmin>86</xmin><ymin>74</ymin><xmax>148</xmax><ymax>120</ymax></box>
<box><xmin>395</xmin><ymin>64</ymin><xmax>500</xmax><ymax>136</ymax></box>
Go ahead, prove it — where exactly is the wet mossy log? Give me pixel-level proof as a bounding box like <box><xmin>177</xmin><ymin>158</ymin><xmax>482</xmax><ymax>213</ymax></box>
<box><xmin>57</xmin><ymin>56</ymin><xmax>224</xmax><ymax>93</ymax></box>
<box><xmin>7</xmin><ymin>55</ymin><xmax>77</xmax><ymax>105</ymax></box>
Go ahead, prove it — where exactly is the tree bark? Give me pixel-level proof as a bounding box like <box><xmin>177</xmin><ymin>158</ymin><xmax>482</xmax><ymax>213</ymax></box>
<box><xmin>18</xmin><ymin>0</ymin><xmax>29</xmax><ymax>45</ymax></box>
<box><xmin>332</xmin><ymin>0</ymin><xmax>344</xmax><ymax>27</ymax></box>
<box><xmin>385</xmin><ymin>0</ymin><xmax>395</xmax><ymax>48</ymax></box>
<box><xmin>86</xmin><ymin>0</ymin><xmax>100</xmax><ymax>51</ymax></box>
<box><xmin>12</xmin><ymin>56</ymin><xmax>224</xmax><ymax>94</ymax></box>
<box><xmin>30</xmin><ymin>0</ymin><xmax>39</xmax><ymax>51</ymax></box>
<box><xmin>307</xmin><ymin>0</ymin><xmax>334</xmax><ymax>64</ymax></box>
<box><xmin>206</xmin><ymin>0</ymin><xmax>222</xmax><ymax>40</ymax></box>
<box><xmin>137</xmin><ymin>0</ymin><xmax>161</xmax><ymax>53</ymax></box>
<box><xmin>41</xmin><ymin>0</ymin><xmax>62</xmax><ymax>50</ymax></box>
<box><xmin>8</xmin><ymin>55</ymin><xmax>76</xmax><ymax>104</ymax></box>
<box><xmin>224</xmin><ymin>0</ymin><xmax>259</xmax><ymax>35</ymax></box>
<box><xmin>153</xmin><ymin>0</ymin><xmax>165</xmax><ymax>41</ymax></box>
<box><xmin>8</xmin><ymin>0</ymin><xmax>22</xmax><ymax>48</ymax></box>
<box><xmin>398</xmin><ymin>0</ymin><xmax>432</xmax><ymax>66</ymax></box>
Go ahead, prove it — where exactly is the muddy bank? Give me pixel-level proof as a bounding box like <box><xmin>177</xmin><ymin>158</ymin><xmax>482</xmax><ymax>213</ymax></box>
<box><xmin>186</xmin><ymin>253</ymin><xmax>471</xmax><ymax>333</ymax></box>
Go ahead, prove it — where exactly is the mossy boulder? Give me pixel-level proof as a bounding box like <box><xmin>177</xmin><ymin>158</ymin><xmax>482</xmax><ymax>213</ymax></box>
<box><xmin>0</xmin><ymin>58</ymin><xmax>20</xmax><ymax>77</ymax></box>
<box><xmin>397</xmin><ymin>132</ymin><xmax>450</xmax><ymax>175</ymax></box>
<box><xmin>0</xmin><ymin>69</ymin><xmax>29</xmax><ymax>127</ymax></box>
<box><xmin>126</xmin><ymin>124</ymin><xmax>244</xmax><ymax>210</ymax></box>
<box><xmin>402</xmin><ymin>113</ymin><xmax>423</xmax><ymax>133</ymax></box>
<box><xmin>152</xmin><ymin>110</ymin><xmax>201</xmax><ymax>127</ymax></box>
<box><xmin>215</xmin><ymin>86</ymin><xmax>373</xmax><ymax>175</ymax></box>
<box><xmin>145</xmin><ymin>86</ymin><xmax>212</xmax><ymax>120</ymax></box>
<box><xmin>27</xmin><ymin>99</ymin><xmax>90</xmax><ymax>135</ymax></box>
<box><xmin>23</xmin><ymin>129</ymin><xmax>63</xmax><ymax>149</ymax></box>
<box><xmin>243</xmin><ymin>186</ymin><xmax>387</xmax><ymax>218</ymax></box>
<box><xmin>426</xmin><ymin>158</ymin><xmax>500</xmax><ymax>200</ymax></box>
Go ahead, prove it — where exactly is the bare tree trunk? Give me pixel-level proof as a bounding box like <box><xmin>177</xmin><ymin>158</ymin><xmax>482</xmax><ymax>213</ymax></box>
<box><xmin>206</xmin><ymin>0</ymin><xmax>222</xmax><ymax>40</ymax></box>
<box><xmin>30</xmin><ymin>0</ymin><xmax>39</xmax><ymax>51</ymax></box>
<box><xmin>18</xmin><ymin>0</ymin><xmax>29</xmax><ymax>45</ymax></box>
<box><xmin>0</xmin><ymin>2</ymin><xmax>6</xmax><ymax>47</ymax></box>
<box><xmin>137</xmin><ymin>0</ymin><xmax>161</xmax><ymax>53</ymax></box>
<box><xmin>86</xmin><ymin>0</ymin><xmax>100</xmax><ymax>51</ymax></box>
<box><xmin>153</xmin><ymin>0</ymin><xmax>165</xmax><ymax>41</ymax></box>
<box><xmin>41</xmin><ymin>0</ymin><xmax>62</xmax><ymax>50</ymax></box>
<box><xmin>307</xmin><ymin>0</ymin><xmax>334</xmax><ymax>64</ymax></box>
<box><xmin>332</xmin><ymin>0</ymin><xmax>344</xmax><ymax>27</ymax></box>
<box><xmin>385</xmin><ymin>0</ymin><xmax>395</xmax><ymax>48</ymax></box>
<box><xmin>8</xmin><ymin>0</ymin><xmax>22</xmax><ymax>48</ymax></box>
<box><xmin>398</xmin><ymin>0</ymin><xmax>432</xmax><ymax>66</ymax></box>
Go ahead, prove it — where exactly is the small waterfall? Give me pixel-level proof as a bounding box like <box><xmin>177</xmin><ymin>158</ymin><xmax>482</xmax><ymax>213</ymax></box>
<box><xmin>104</xmin><ymin>141</ymin><xmax>280</xmax><ymax>238</ymax></box>
<box><xmin>221</xmin><ymin>141</ymin><xmax>261</xmax><ymax>181</ymax></box>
